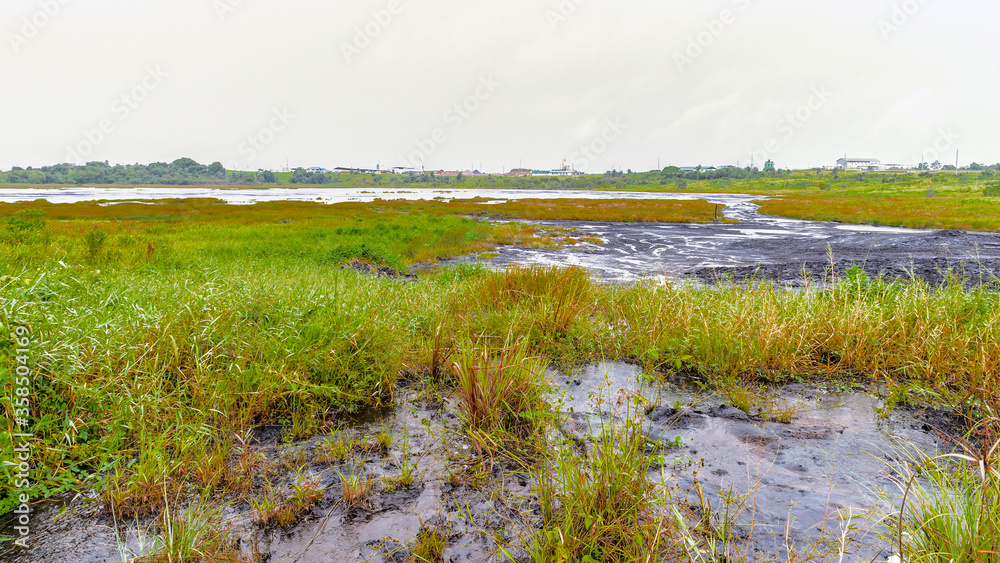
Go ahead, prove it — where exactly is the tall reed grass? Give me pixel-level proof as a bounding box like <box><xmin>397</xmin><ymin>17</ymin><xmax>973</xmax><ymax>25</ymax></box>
<box><xmin>3</xmin><ymin>202</ymin><xmax>999</xmax><ymax>535</ymax></box>
<box><xmin>4</xmin><ymin>260</ymin><xmax>1000</xmax><ymax>514</ymax></box>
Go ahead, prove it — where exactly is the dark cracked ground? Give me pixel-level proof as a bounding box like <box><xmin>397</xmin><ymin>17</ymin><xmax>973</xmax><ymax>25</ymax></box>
<box><xmin>467</xmin><ymin>194</ymin><xmax>1000</xmax><ymax>285</ymax></box>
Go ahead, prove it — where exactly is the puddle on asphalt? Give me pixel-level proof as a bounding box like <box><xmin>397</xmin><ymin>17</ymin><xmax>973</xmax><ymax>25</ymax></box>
<box><xmin>2</xmin><ymin>363</ymin><xmax>952</xmax><ymax>562</ymax></box>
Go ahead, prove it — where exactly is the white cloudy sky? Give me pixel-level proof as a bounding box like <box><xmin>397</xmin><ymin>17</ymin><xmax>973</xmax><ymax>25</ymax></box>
<box><xmin>1</xmin><ymin>0</ymin><xmax>998</xmax><ymax>173</ymax></box>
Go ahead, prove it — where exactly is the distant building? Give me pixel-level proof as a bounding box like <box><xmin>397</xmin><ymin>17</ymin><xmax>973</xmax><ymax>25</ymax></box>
<box><xmin>530</xmin><ymin>169</ymin><xmax>578</xmax><ymax>177</ymax></box>
<box><xmin>389</xmin><ymin>166</ymin><xmax>418</xmax><ymax>174</ymax></box>
<box><xmin>333</xmin><ymin>166</ymin><xmax>381</xmax><ymax>174</ymax></box>
<box><xmin>882</xmin><ymin>163</ymin><xmax>910</xmax><ymax>171</ymax></box>
<box><xmin>529</xmin><ymin>159</ymin><xmax>583</xmax><ymax>177</ymax></box>
<box><xmin>837</xmin><ymin>158</ymin><xmax>883</xmax><ymax>171</ymax></box>
<box><xmin>306</xmin><ymin>167</ymin><xmax>329</xmax><ymax>174</ymax></box>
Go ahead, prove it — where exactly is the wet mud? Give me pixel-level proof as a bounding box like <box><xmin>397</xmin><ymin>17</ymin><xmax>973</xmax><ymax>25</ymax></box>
<box><xmin>3</xmin><ymin>363</ymin><xmax>953</xmax><ymax>563</ymax></box>
<box><xmin>470</xmin><ymin>196</ymin><xmax>1000</xmax><ymax>285</ymax></box>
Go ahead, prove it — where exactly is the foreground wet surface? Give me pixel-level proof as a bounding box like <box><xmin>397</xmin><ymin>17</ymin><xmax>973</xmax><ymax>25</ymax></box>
<box><xmin>2</xmin><ymin>363</ymin><xmax>954</xmax><ymax>563</ymax></box>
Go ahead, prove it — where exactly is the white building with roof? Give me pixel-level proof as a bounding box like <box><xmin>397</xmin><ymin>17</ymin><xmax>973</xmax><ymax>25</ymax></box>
<box><xmin>836</xmin><ymin>158</ymin><xmax>883</xmax><ymax>171</ymax></box>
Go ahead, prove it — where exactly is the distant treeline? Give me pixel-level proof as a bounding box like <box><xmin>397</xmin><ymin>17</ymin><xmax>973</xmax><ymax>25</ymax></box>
<box><xmin>0</xmin><ymin>159</ymin><xmax>781</xmax><ymax>187</ymax></box>
<box><xmin>4</xmin><ymin>159</ymin><xmax>1000</xmax><ymax>188</ymax></box>
<box><xmin>2</xmin><ymin>159</ymin><xmax>233</xmax><ymax>185</ymax></box>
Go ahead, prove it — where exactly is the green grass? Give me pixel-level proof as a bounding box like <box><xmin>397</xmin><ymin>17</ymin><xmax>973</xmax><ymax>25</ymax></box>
<box><xmin>530</xmin><ymin>394</ymin><xmax>671</xmax><ymax>562</ymax></box>
<box><xmin>758</xmin><ymin>191</ymin><xmax>1000</xmax><ymax>231</ymax></box>
<box><xmin>12</xmin><ymin>168</ymin><xmax>1000</xmax><ymax>232</ymax></box>
<box><xmin>885</xmin><ymin>434</ymin><xmax>1000</xmax><ymax>563</ymax></box>
<box><xmin>409</xmin><ymin>523</ymin><xmax>448</xmax><ymax>563</ymax></box>
<box><xmin>4</xmin><ymin>250</ymin><xmax>1000</xmax><ymax>516</ymax></box>
<box><xmin>450</xmin><ymin>337</ymin><xmax>550</xmax><ymax>462</ymax></box>
<box><xmin>2</xmin><ymin>196</ymin><xmax>1000</xmax><ymax>561</ymax></box>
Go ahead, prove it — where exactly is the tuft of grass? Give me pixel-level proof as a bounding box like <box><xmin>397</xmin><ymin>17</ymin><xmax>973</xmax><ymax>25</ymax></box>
<box><xmin>887</xmin><ymin>430</ymin><xmax>1000</xmax><ymax>563</ymax></box>
<box><xmin>135</xmin><ymin>497</ymin><xmax>249</xmax><ymax>563</ymax></box>
<box><xmin>337</xmin><ymin>469</ymin><xmax>373</xmax><ymax>508</ymax></box>
<box><xmin>315</xmin><ymin>430</ymin><xmax>391</xmax><ymax>466</ymax></box>
<box><xmin>374</xmin><ymin>427</ymin><xmax>393</xmax><ymax>453</ymax></box>
<box><xmin>409</xmin><ymin>523</ymin><xmax>449</xmax><ymax>563</ymax></box>
<box><xmin>531</xmin><ymin>392</ymin><xmax>674</xmax><ymax>562</ymax></box>
<box><xmin>250</xmin><ymin>474</ymin><xmax>323</xmax><ymax>529</ymax></box>
<box><xmin>450</xmin><ymin>337</ymin><xmax>549</xmax><ymax>461</ymax></box>
<box><xmin>716</xmin><ymin>377</ymin><xmax>800</xmax><ymax>423</ymax></box>
<box><xmin>315</xmin><ymin>434</ymin><xmax>352</xmax><ymax>465</ymax></box>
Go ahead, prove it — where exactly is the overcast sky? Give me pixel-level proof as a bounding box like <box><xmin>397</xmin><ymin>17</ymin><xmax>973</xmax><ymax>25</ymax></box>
<box><xmin>1</xmin><ymin>0</ymin><xmax>998</xmax><ymax>173</ymax></box>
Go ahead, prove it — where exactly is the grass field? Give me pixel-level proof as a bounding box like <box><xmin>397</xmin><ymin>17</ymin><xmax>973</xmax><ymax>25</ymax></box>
<box><xmin>6</xmin><ymin>168</ymin><xmax>998</xmax><ymax>232</ymax></box>
<box><xmin>0</xmin><ymin>197</ymin><xmax>723</xmax><ymax>273</ymax></box>
<box><xmin>2</xmin><ymin>194</ymin><xmax>999</xmax><ymax>560</ymax></box>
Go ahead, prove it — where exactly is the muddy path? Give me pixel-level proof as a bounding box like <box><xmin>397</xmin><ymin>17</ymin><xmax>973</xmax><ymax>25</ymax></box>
<box><xmin>470</xmin><ymin>196</ymin><xmax>1000</xmax><ymax>285</ymax></box>
<box><xmin>2</xmin><ymin>363</ymin><xmax>953</xmax><ymax>563</ymax></box>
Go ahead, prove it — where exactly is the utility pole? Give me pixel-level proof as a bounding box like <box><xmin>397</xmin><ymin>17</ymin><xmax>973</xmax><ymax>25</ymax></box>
<box><xmin>956</xmin><ymin>150</ymin><xmax>960</xmax><ymax>175</ymax></box>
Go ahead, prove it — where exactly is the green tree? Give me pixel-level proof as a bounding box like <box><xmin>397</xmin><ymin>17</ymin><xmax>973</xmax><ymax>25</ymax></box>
<box><xmin>208</xmin><ymin>161</ymin><xmax>226</xmax><ymax>179</ymax></box>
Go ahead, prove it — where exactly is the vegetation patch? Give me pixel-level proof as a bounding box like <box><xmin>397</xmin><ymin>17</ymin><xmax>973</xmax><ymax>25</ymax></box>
<box><xmin>2</xmin><ymin>194</ymin><xmax>999</xmax><ymax>561</ymax></box>
<box><xmin>758</xmin><ymin>193</ymin><xmax>1000</xmax><ymax>231</ymax></box>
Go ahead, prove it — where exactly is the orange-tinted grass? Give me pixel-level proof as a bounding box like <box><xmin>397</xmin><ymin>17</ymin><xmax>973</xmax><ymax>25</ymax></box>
<box><xmin>0</xmin><ymin>197</ymin><xmax>727</xmax><ymax>224</ymax></box>
<box><xmin>759</xmin><ymin>194</ymin><xmax>1000</xmax><ymax>232</ymax></box>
